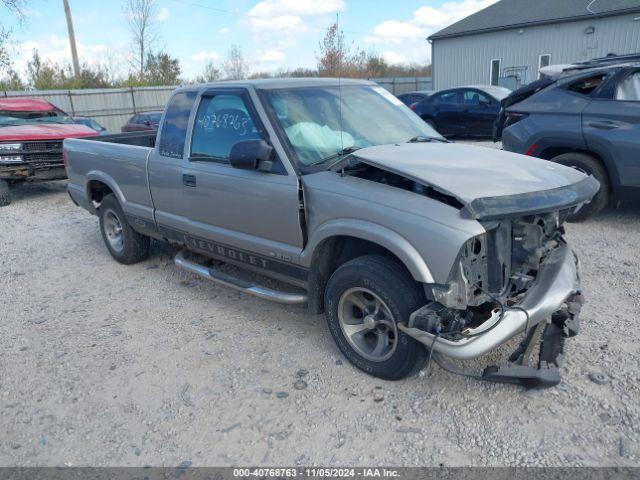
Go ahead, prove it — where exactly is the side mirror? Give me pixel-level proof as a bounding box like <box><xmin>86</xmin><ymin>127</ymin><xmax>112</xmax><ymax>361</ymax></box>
<box><xmin>229</xmin><ymin>139</ymin><xmax>274</xmax><ymax>172</ymax></box>
<box><xmin>144</xmin><ymin>120</ymin><xmax>151</xmax><ymax>126</ymax></box>
<box><xmin>479</xmin><ymin>99</ymin><xmax>492</xmax><ymax>107</ymax></box>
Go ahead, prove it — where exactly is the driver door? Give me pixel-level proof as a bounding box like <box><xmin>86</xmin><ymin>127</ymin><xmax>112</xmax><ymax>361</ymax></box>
<box><xmin>182</xmin><ymin>89</ymin><xmax>305</xmax><ymax>282</ymax></box>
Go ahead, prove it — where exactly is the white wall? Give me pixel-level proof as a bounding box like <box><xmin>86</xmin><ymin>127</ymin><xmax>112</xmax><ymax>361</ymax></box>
<box><xmin>432</xmin><ymin>12</ymin><xmax>640</xmax><ymax>89</ymax></box>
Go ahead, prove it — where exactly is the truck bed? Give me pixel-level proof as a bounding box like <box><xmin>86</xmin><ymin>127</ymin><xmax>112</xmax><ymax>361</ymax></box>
<box><xmin>90</xmin><ymin>131</ymin><xmax>157</xmax><ymax>148</ymax></box>
<box><xmin>64</xmin><ymin>131</ymin><xmax>157</xmax><ymax>223</ymax></box>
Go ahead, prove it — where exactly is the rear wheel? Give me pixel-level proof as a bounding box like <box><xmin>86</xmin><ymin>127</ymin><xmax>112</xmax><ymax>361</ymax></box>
<box><xmin>0</xmin><ymin>180</ymin><xmax>11</xmax><ymax>207</ymax></box>
<box><xmin>98</xmin><ymin>193</ymin><xmax>150</xmax><ymax>264</ymax></box>
<box><xmin>551</xmin><ymin>152</ymin><xmax>610</xmax><ymax>221</ymax></box>
<box><xmin>324</xmin><ymin>255</ymin><xmax>427</xmax><ymax>380</ymax></box>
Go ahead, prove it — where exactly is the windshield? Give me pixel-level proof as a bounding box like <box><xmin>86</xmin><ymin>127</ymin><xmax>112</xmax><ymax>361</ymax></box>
<box><xmin>262</xmin><ymin>84</ymin><xmax>443</xmax><ymax>167</ymax></box>
<box><xmin>149</xmin><ymin>112</ymin><xmax>162</xmax><ymax>123</ymax></box>
<box><xmin>0</xmin><ymin>109</ymin><xmax>73</xmax><ymax>127</ymax></box>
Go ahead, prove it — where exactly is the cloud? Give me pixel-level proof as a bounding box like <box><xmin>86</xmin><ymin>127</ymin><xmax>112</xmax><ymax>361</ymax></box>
<box><xmin>257</xmin><ymin>49</ymin><xmax>285</xmax><ymax>62</ymax></box>
<box><xmin>242</xmin><ymin>0</ymin><xmax>346</xmax><ymax>71</ymax></box>
<box><xmin>156</xmin><ymin>7</ymin><xmax>169</xmax><ymax>22</ymax></box>
<box><xmin>365</xmin><ymin>21</ymin><xmax>427</xmax><ymax>45</ymax></box>
<box><xmin>191</xmin><ymin>50</ymin><xmax>220</xmax><ymax>62</ymax></box>
<box><xmin>10</xmin><ymin>34</ymin><xmax>114</xmax><ymax>80</ymax></box>
<box><xmin>413</xmin><ymin>6</ymin><xmax>450</xmax><ymax>27</ymax></box>
<box><xmin>249</xmin><ymin>14</ymin><xmax>306</xmax><ymax>33</ymax></box>
<box><xmin>249</xmin><ymin>0</ymin><xmax>345</xmax><ymax>18</ymax></box>
<box><xmin>364</xmin><ymin>0</ymin><xmax>499</xmax><ymax>60</ymax></box>
<box><xmin>218</xmin><ymin>27</ymin><xmax>230</xmax><ymax>35</ymax></box>
<box><xmin>382</xmin><ymin>50</ymin><xmax>408</xmax><ymax>65</ymax></box>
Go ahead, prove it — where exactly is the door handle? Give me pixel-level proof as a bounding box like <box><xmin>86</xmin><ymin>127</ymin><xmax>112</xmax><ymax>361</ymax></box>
<box><xmin>587</xmin><ymin>121</ymin><xmax>619</xmax><ymax>130</ymax></box>
<box><xmin>182</xmin><ymin>174</ymin><xmax>197</xmax><ymax>187</ymax></box>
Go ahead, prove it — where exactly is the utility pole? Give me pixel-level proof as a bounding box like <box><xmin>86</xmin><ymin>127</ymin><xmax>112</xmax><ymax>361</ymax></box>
<box><xmin>63</xmin><ymin>0</ymin><xmax>81</xmax><ymax>77</ymax></box>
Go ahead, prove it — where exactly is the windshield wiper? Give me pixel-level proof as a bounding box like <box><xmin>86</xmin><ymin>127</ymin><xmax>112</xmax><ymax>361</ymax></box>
<box><xmin>407</xmin><ymin>135</ymin><xmax>450</xmax><ymax>143</ymax></box>
<box><xmin>311</xmin><ymin>146</ymin><xmax>361</xmax><ymax>168</ymax></box>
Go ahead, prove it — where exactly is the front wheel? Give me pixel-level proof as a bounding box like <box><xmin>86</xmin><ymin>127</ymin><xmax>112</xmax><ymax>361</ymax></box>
<box><xmin>324</xmin><ymin>255</ymin><xmax>427</xmax><ymax>380</ymax></box>
<box><xmin>98</xmin><ymin>193</ymin><xmax>151</xmax><ymax>264</ymax></box>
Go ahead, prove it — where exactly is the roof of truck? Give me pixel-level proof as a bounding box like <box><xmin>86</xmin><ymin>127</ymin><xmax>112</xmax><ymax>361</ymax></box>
<box><xmin>178</xmin><ymin>77</ymin><xmax>374</xmax><ymax>93</ymax></box>
<box><xmin>0</xmin><ymin>97</ymin><xmax>57</xmax><ymax>111</ymax></box>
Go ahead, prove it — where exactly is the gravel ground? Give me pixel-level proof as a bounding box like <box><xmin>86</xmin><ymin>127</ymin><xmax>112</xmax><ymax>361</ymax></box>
<box><xmin>1</xmin><ymin>154</ymin><xmax>639</xmax><ymax>466</ymax></box>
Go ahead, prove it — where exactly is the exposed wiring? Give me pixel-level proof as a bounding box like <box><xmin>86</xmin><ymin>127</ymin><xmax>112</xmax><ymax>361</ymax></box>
<box><xmin>424</xmin><ymin>330</ymin><xmax>440</xmax><ymax>373</ymax></box>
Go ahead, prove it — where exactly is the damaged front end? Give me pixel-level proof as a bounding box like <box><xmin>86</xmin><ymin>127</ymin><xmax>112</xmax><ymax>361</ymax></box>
<box><xmin>333</xmin><ymin>148</ymin><xmax>598</xmax><ymax>388</ymax></box>
<box><xmin>400</xmin><ymin>209</ymin><xmax>585</xmax><ymax>389</ymax></box>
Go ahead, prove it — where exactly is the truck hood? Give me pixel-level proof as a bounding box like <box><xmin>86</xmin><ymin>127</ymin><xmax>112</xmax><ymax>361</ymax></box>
<box><xmin>0</xmin><ymin>123</ymin><xmax>98</xmax><ymax>141</ymax></box>
<box><xmin>352</xmin><ymin>142</ymin><xmax>600</xmax><ymax>219</ymax></box>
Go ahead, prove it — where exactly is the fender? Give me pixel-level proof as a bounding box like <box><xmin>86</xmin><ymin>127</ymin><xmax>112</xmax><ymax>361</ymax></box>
<box><xmin>85</xmin><ymin>170</ymin><xmax>128</xmax><ymax>210</ymax></box>
<box><xmin>533</xmin><ymin>138</ymin><xmax>622</xmax><ymax>190</ymax></box>
<box><xmin>301</xmin><ymin>218</ymin><xmax>435</xmax><ymax>284</ymax></box>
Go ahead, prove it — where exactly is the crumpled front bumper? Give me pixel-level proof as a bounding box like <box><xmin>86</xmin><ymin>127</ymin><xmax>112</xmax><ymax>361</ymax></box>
<box><xmin>399</xmin><ymin>242</ymin><xmax>580</xmax><ymax>360</ymax></box>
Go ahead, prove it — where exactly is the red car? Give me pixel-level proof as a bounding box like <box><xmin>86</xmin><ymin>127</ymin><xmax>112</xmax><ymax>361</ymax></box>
<box><xmin>0</xmin><ymin>97</ymin><xmax>98</xmax><ymax>206</ymax></box>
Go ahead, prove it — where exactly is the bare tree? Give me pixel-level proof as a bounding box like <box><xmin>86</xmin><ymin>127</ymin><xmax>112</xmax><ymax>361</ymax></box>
<box><xmin>0</xmin><ymin>0</ymin><xmax>26</xmax><ymax>73</ymax></box>
<box><xmin>123</xmin><ymin>0</ymin><xmax>158</xmax><ymax>79</ymax></box>
<box><xmin>223</xmin><ymin>45</ymin><xmax>248</xmax><ymax>80</ymax></box>
<box><xmin>317</xmin><ymin>22</ymin><xmax>345</xmax><ymax>77</ymax></box>
<box><xmin>197</xmin><ymin>60</ymin><xmax>220</xmax><ymax>83</ymax></box>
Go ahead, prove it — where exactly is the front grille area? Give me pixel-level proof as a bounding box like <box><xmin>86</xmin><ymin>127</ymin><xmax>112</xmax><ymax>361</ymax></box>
<box><xmin>23</xmin><ymin>141</ymin><xmax>63</xmax><ymax>152</ymax></box>
<box><xmin>23</xmin><ymin>152</ymin><xmax>63</xmax><ymax>165</ymax></box>
<box><xmin>0</xmin><ymin>140</ymin><xmax>64</xmax><ymax>167</ymax></box>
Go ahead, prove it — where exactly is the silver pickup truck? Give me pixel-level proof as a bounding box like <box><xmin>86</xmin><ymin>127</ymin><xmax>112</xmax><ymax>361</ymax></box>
<box><xmin>64</xmin><ymin>78</ymin><xmax>598</xmax><ymax>388</ymax></box>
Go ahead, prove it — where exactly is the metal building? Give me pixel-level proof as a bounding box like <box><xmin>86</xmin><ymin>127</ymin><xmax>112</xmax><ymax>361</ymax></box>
<box><xmin>429</xmin><ymin>0</ymin><xmax>640</xmax><ymax>90</ymax></box>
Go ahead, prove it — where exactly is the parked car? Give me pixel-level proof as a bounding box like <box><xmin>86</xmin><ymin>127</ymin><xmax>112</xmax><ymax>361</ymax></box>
<box><xmin>64</xmin><ymin>78</ymin><xmax>595</xmax><ymax>387</ymax></box>
<box><xmin>73</xmin><ymin>116</ymin><xmax>109</xmax><ymax>135</ymax></box>
<box><xmin>121</xmin><ymin>111</ymin><xmax>162</xmax><ymax>132</ymax></box>
<box><xmin>413</xmin><ymin>85</ymin><xmax>511</xmax><ymax>137</ymax></box>
<box><xmin>0</xmin><ymin>97</ymin><xmax>99</xmax><ymax>206</ymax></box>
<box><xmin>495</xmin><ymin>56</ymin><xmax>640</xmax><ymax>220</ymax></box>
<box><xmin>397</xmin><ymin>90</ymin><xmax>433</xmax><ymax>108</ymax></box>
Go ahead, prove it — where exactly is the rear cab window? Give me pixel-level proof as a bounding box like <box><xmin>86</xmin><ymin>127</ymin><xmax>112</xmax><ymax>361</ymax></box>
<box><xmin>158</xmin><ymin>90</ymin><xmax>197</xmax><ymax>158</ymax></box>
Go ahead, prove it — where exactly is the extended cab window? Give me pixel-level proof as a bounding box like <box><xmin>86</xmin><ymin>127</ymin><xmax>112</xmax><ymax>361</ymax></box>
<box><xmin>159</xmin><ymin>91</ymin><xmax>197</xmax><ymax>158</ymax></box>
<box><xmin>191</xmin><ymin>94</ymin><xmax>261</xmax><ymax>161</ymax></box>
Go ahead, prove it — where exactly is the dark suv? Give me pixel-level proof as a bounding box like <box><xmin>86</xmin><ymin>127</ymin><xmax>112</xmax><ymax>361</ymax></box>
<box><xmin>495</xmin><ymin>55</ymin><xmax>640</xmax><ymax>220</ymax></box>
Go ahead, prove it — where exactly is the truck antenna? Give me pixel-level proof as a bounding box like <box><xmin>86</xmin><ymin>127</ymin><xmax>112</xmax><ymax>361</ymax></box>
<box><xmin>337</xmin><ymin>13</ymin><xmax>345</xmax><ymax>162</ymax></box>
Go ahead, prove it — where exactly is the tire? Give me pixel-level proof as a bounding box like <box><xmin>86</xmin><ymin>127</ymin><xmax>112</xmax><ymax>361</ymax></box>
<box><xmin>551</xmin><ymin>153</ymin><xmax>610</xmax><ymax>221</ymax></box>
<box><xmin>0</xmin><ymin>180</ymin><xmax>11</xmax><ymax>207</ymax></box>
<box><xmin>324</xmin><ymin>254</ymin><xmax>427</xmax><ymax>380</ymax></box>
<box><xmin>98</xmin><ymin>193</ymin><xmax>150</xmax><ymax>264</ymax></box>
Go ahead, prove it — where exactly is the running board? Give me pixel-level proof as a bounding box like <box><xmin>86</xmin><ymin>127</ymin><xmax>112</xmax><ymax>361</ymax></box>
<box><xmin>174</xmin><ymin>250</ymin><xmax>307</xmax><ymax>305</ymax></box>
